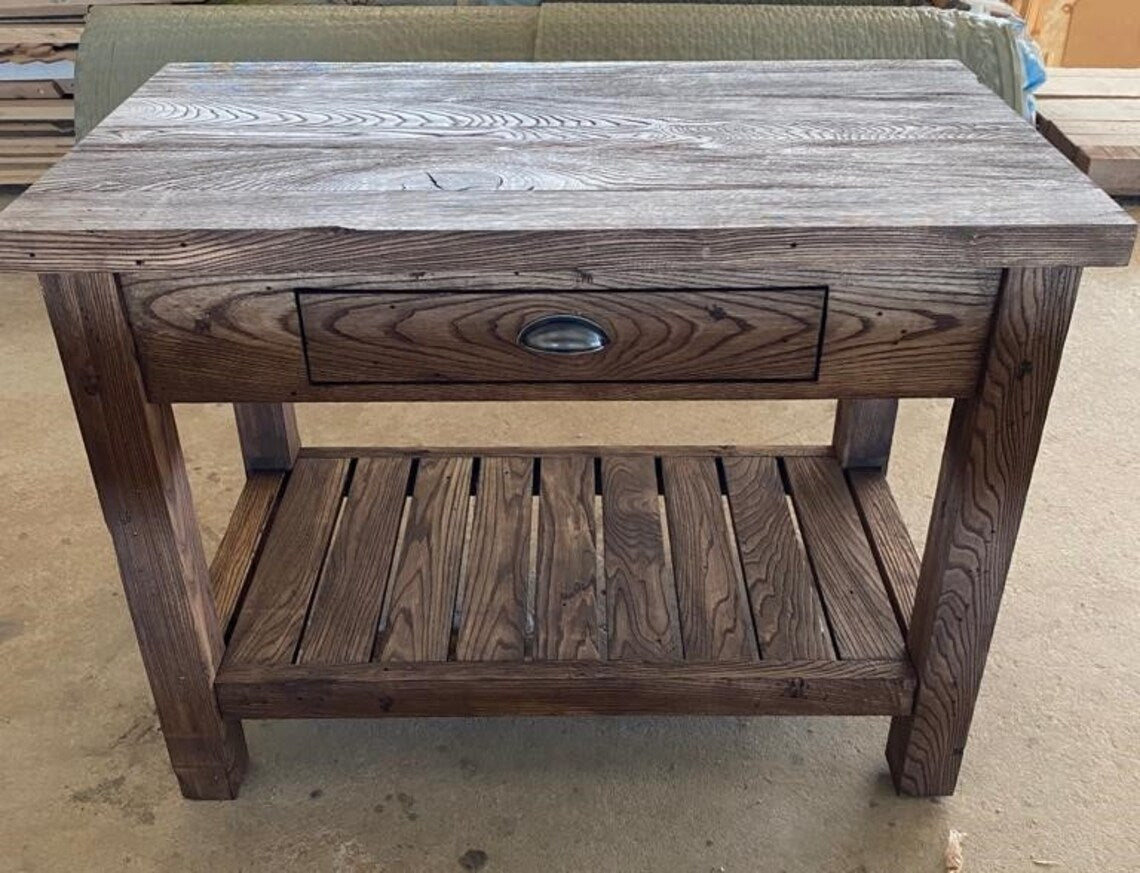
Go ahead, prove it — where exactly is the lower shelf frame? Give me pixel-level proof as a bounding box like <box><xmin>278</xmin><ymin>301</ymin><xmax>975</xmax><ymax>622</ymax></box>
<box><xmin>211</xmin><ymin>444</ymin><xmax>920</xmax><ymax>720</ymax></box>
<box><xmin>217</xmin><ymin>659</ymin><xmax>915</xmax><ymax>718</ymax></box>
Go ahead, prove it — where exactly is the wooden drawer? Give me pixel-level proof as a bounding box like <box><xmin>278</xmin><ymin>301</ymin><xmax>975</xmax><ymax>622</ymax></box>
<box><xmin>296</xmin><ymin>289</ymin><xmax>827</xmax><ymax>384</ymax></box>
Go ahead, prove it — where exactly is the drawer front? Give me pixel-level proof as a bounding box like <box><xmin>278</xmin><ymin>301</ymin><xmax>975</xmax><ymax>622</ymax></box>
<box><xmin>297</xmin><ymin>289</ymin><xmax>827</xmax><ymax>384</ymax></box>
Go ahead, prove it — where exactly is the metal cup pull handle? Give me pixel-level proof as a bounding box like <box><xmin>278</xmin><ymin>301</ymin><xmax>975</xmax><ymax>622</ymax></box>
<box><xmin>517</xmin><ymin>314</ymin><xmax>610</xmax><ymax>356</ymax></box>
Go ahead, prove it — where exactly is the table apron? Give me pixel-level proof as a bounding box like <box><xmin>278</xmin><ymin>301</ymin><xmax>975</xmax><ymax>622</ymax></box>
<box><xmin>117</xmin><ymin>267</ymin><xmax>1002</xmax><ymax>403</ymax></box>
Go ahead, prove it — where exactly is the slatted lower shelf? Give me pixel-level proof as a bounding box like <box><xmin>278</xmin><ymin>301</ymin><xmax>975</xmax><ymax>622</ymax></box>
<box><xmin>213</xmin><ymin>447</ymin><xmax>919</xmax><ymax>718</ymax></box>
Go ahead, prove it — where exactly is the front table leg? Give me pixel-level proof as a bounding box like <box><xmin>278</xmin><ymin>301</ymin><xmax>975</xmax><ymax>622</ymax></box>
<box><xmin>888</xmin><ymin>267</ymin><xmax>1081</xmax><ymax>796</ymax></box>
<box><xmin>42</xmin><ymin>272</ymin><xmax>247</xmax><ymax>800</ymax></box>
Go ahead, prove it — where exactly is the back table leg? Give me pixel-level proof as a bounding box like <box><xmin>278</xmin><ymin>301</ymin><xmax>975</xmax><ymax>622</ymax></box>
<box><xmin>888</xmin><ymin>267</ymin><xmax>1081</xmax><ymax>796</ymax></box>
<box><xmin>42</xmin><ymin>272</ymin><xmax>247</xmax><ymax>800</ymax></box>
<box><xmin>833</xmin><ymin>399</ymin><xmax>899</xmax><ymax>470</ymax></box>
<box><xmin>233</xmin><ymin>403</ymin><xmax>299</xmax><ymax>473</ymax></box>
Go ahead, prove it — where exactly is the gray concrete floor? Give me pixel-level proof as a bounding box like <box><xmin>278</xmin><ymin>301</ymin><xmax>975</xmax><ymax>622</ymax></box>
<box><xmin>1</xmin><ymin>206</ymin><xmax>1137</xmax><ymax>872</ymax></box>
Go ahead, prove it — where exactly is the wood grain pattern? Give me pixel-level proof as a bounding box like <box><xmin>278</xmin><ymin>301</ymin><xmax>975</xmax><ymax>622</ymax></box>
<box><xmin>41</xmin><ymin>271</ymin><xmax>247</xmax><ymax>799</ymax></box>
<box><xmin>0</xmin><ymin>61</ymin><xmax>1131</xmax><ymax>272</ymax></box>
<box><xmin>535</xmin><ymin>455</ymin><xmax>600</xmax><ymax>661</ymax></box>
<box><xmin>722</xmin><ymin>456</ymin><xmax>832</xmax><ymax>661</ymax></box>
<box><xmin>602</xmin><ymin>456</ymin><xmax>682</xmax><ymax>661</ymax></box>
<box><xmin>661</xmin><ymin>457</ymin><xmax>758</xmax><ymax>662</ymax></box>
<box><xmin>783</xmin><ymin>456</ymin><xmax>905</xmax><ymax>660</ymax></box>
<box><xmin>209</xmin><ymin>471</ymin><xmax>284</xmax><ymax>635</ymax></box>
<box><xmin>232</xmin><ymin>402</ymin><xmax>299</xmax><ymax>472</ymax></box>
<box><xmin>225</xmin><ymin>458</ymin><xmax>349</xmax><ymax>666</ymax></box>
<box><xmin>374</xmin><ymin>457</ymin><xmax>472</xmax><ymax>663</ymax></box>
<box><xmin>888</xmin><ymin>267</ymin><xmax>1082</xmax><ymax>797</ymax></box>
<box><xmin>299</xmin><ymin>457</ymin><xmax>410</xmax><ymax>665</ymax></box>
<box><xmin>833</xmin><ymin>399</ymin><xmax>899</xmax><ymax>469</ymax></box>
<box><xmin>456</xmin><ymin>457</ymin><xmax>532</xmax><ymax>662</ymax></box>
<box><xmin>848</xmin><ymin>470</ymin><xmax>919</xmax><ymax>636</ymax></box>
<box><xmin>298</xmin><ymin>289</ymin><xmax>824</xmax><ymax>384</ymax></box>
<box><xmin>216</xmin><ymin>658</ymin><xmax>916</xmax><ymax>719</ymax></box>
<box><xmin>122</xmin><ymin>267</ymin><xmax>1000</xmax><ymax>402</ymax></box>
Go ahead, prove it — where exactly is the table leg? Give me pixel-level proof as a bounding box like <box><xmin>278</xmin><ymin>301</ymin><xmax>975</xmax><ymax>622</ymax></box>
<box><xmin>833</xmin><ymin>399</ymin><xmax>899</xmax><ymax>469</ymax></box>
<box><xmin>234</xmin><ymin>403</ymin><xmax>299</xmax><ymax>472</ymax></box>
<box><xmin>42</xmin><ymin>272</ymin><xmax>247</xmax><ymax>800</ymax></box>
<box><xmin>887</xmin><ymin>266</ymin><xmax>1081</xmax><ymax>796</ymax></box>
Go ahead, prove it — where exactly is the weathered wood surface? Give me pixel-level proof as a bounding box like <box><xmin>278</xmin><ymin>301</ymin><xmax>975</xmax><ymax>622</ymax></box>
<box><xmin>41</xmin><ymin>272</ymin><xmax>247</xmax><ymax>799</ymax></box>
<box><xmin>298</xmin><ymin>289</ymin><xmax>824</xmax><ymax>384</ymax></box>
<box><xmin>215</xmin><ymin>448</ymin><xmax>912</xmax><ymax>717</ymax></box>
<box><xmin>122</xmin><ymin>267</ymin><xmax>999</xmax><ymax>401</ymax></box>
<box><xmin>0</xmin><ymin>61</ymin><xmax>1131</xmax><ymax>271</ymax></box>
<box><xmin>888</xmin><ymin>267</ymin><xmax>1083</xmax><ymax>797</ymax></box>
<box><xmin>217</xmin><ymin>659</ymin><xmax>916</xmax><ymax>719</ymax></box>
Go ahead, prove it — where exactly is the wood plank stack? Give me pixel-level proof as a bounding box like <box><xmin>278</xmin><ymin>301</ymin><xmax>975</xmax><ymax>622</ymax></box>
<box><xmin>0</xmin><ymin>2</ymin><xmax>80</xmax><ymax>183</ymax></box>
<box><xmin>0</xmin><ymin>0</ymin><xmax>205</xmax><ymax>184</ymax></box>
<box><xmin>1037</xmin><ymin>68</ymin><xmax>1140</xmax><ymax>197</ymax></box>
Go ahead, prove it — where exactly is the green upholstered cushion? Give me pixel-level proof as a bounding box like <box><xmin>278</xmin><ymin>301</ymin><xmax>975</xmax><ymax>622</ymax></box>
<box><xmin>76</xmin><ymin>5</ymin><xmax>539</xmax><ymax>137</ymax></box>
<box><xmin>76</xmin><ymin>2</ymin><xmax>1023</xmax><ymax>139</ymax></box>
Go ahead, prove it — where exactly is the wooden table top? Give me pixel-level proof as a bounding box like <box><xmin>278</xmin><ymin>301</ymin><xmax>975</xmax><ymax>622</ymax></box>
<box><xmin>0</xmin><ymin>60</ymin><xmax>1132</xmax><ymax>273</ymax></box>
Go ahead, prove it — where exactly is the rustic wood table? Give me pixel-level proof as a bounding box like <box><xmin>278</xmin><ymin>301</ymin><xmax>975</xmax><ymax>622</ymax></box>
<box><xmin>0</xmin><ymin>60</ymin><xmax>1133</xmax><ymax>801</ymax></box>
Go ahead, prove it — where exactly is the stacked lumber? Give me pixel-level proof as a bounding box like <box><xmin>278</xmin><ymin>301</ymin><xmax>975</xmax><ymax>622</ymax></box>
<box><xmin>0</xmin><ymin>3</ymin><xmax>80</xmax><ymax>183</ymax></box>
<box><xmin>0</xmin><ymin>1</ymin><xmax>206</xmax><ymax>184</ymax></box>
<box><xmin>1037</xmin><ymin>69</ymin><xmax>1140</xmax><ymax>197</ymax></box>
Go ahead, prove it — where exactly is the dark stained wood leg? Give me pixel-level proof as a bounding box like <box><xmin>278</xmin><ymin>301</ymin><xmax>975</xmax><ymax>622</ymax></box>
<box><xmin>234</xmin><ymin>402</ymin><xmax>299</xmax><ymax>472</ymax></box>
<box><xmin>42</xmin><ymin>272</ymin><xmax>247</xmax><ymax>800</ymax></box>
<box><xmin>887</xmin><ymin>267</ymin><xmax>1082</xmax><ymax>796</ymax></box>
<box><xmin>833</xmin><ymin>399</ymin><xmax>899</xmax><ymax>469</ymax></box>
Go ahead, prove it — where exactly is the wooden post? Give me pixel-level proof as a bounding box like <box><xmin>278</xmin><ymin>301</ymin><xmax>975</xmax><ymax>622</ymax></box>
<box><xmin>42</xmin><ymin>272</ymin><xmax>247</xmax><ymax>800</ymax></box>
<box><xmin>234</xmin><ymin>403</ymin><xmax>299</xmax><ymax>472</ymax></box>
<box><xmin>887</xmin><ymin>267</ymin><xmax>1081</xmax><ymax>796</ymax></box>
<box><xmin>833</xmin><ymin>399</ymin><xmax>899</xmax><ymax>469</ymax></box>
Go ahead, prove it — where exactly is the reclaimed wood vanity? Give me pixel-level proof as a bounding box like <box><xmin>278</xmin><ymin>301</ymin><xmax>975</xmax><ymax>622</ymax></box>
<box><xmin>0</xmin><ymin>60</ymin><xmax>1132</xmax><ymax>799</ymax></box>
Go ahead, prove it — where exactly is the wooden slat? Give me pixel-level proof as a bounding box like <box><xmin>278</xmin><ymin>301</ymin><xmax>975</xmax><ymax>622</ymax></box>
<box><xmin>722</xmin><ymin>456</ymin><xmax>833</xmax><ymax>661</ymax></box>
<box><xmin>661</xmin><ymin>457</ymin><xmax>758</xmax><ymax>662</ymax></box>
<box><xmin>455</xmin><ymin>457</ymin><xmax>532</xmax><ymax>661</ymax></box>
<box><xmin>602</xmin><ymin>455</ymin><xmax>681</xmax><ymax>661</ymax></box>
<box><xmin>299</xmin><ymin>457</ymin><xmax>410</xmax><ymax>665</ymax></box>
<box><xmin>535</xmin><ymin>455</ymin><xmax>600</xmax><ymax>660</ymax></box>
<box><xmin>374</xmin><ymin>456</ymin><xmax>472</xmax><ymax>662</ymax></box>
<box><xmin>225</xmin><ymin>458</ymin><xmax>349</xmax><ymax>665</ymax></box>
<box><xmin>848</xmin><ymin>470</ymin><xmax>920</xmax><ymax>636</ymax></box>
<box><xmin>0</xmin><ymin>80</ymin><xmax>72</xmax><ymax>99</ymax></box>
<box><xmin>208</xmin><ymin>472</ymin><xmax>284</xmax><ymax>634</ymax></box>
<box><xmin>783</xmin><ymin>457</ymin><xmax>905</xmax><ymax>660</ymax></box>
<box><xmin>0</xmin><ymin>98</ymin><xmax>73</xmax><ymax>121</ymax></box>
<box><xmin>217</xmin><ymin>658</ymin><xmax>916</xmax><ymax>719</ymax></box>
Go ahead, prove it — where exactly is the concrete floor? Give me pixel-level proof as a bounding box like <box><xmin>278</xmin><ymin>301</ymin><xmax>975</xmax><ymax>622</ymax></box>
<box><xmin>1</xmin><ymin>206</ymin><xmax>1137</xmax><ymax>873</ymax></box>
